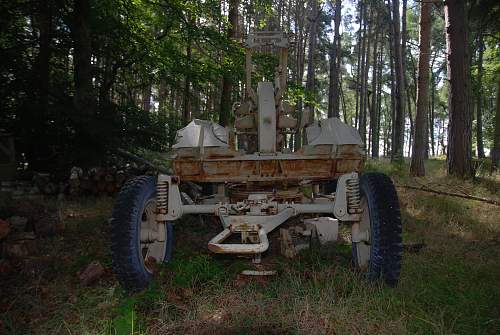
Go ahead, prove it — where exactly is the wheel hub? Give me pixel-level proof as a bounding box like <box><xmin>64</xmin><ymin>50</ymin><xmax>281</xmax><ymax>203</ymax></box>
<box><xmin>353</xmin><ymin>197</ymin><xmax>371</xmax><ymax>269</ymax></box>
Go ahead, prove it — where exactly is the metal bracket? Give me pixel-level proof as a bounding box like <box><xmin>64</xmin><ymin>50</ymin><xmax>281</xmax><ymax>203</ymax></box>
<box><xmin>208</xmin><ymin>226</ymin><xmax>269</xmax><ymax>254</ymax></box>
<box><xmin>219</xmin><ymin>207</ymin><xmax>295</xmax><ymax>233</ymax></box>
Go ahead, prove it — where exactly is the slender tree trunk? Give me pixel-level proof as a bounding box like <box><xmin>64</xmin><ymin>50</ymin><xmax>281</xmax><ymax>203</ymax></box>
<box><xmin>340</xmin><ymin>73</ymin><xmax>348</xmax><ymax>123</ymax></box>
<box><xmin>407</xmin><ymin>87</ymin><xmax>414</xmax><ymax>157</ymax></box>
<box><xmin>328</xmin><ymin>0</ymin><xmax>342</xmax><ymax>118</ymax></box>
<box><xmin>158</xmin><ymin>80</ymin><xmax>167</xmax><ymax>115</ymax></box>
<box><xmin>430</xmin><ymin>60</ymin><xmax>436</xmax><ymax>157</ymax></box>
<box><xmin>142</xmin><ymin>85</ymin><xmax>151</xmax><ymax>112</ymax></box>
<box><xmin>294</xmin><ymin>0</ymin><xmax>307</xmax><ymax>150</ymax></box>
<box><xmin>391</xmin><ymin>0</ymin><xmax>406</xmax><ymax>161</ymax></box>
<box><xmin>358</xmin><ymin>1</ymin><xmax>368</xmax><ymax>141</ymax></box>
<box><xmin>183</xmin><ymin>41</ymin><xmax>192</xmax><ymax>123</ymax></box>
<box><xmin>476</xmin><ymin>32</ymin><xmax>485</xmax><ymax>158</ymax></box>
<box><xmin>219</xmin><ymin>0</ymin><xmax>239</xmax><ymax>127</ymax></box>
<box><xmin>389</xmin><ymin>29</ymin><xmax>396</xmax><ymax>156</ymax></box>
<box><xmin>360</xmin><ymin>5</ymin><xmax>372</xmax><ymax>145</ymax></box>
<box><xmin>73</xmin><ymin>0</ymin><xmax>94</xmax><ymax>117</ymax></box>
<box><xmin>37</xmin><ymin>0</ymin><xmax>52</xmax><ymax>118</ymax></box>
<box><xmin>304</xmin><ymin>0</ymin><xmax>319</xmax><ymax>129</ymax></box>
<box><xmin>491</xmin><ymin>78</ymin><xmax>500</xmax><ymax>171</ymax></box>
<box><xmin>355</xmin><ymin>0</ymin><xmax>365</xmax><ymax>129</ymax></box>
<box><xmin>410</xmin><ymin>0</ymin><xmax>431</xmax><ymax>176</ymax></box>
<box><xmin>370</xmin><ymin>9</ymin><xmax>380</xmax><ymax>157</ymax></box>
<box><xmin>375</xmin><ymin>44</ymin><xmax>383</xmax><ymax>157</ymax></box>
<box><xmin>444</xmin><ymin>0</ymin><xmax>473</xmax><ymax>178</ymax></box>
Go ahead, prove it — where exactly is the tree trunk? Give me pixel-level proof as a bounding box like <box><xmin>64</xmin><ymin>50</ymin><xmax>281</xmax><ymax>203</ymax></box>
<box><xmin>293</xmin><ymin>0</ymin><xmax>307</xmax><ymax>150</ymax></box>
<box><xmin>327</xmin><ymin>0</ymin><xmax>342</xmax><ymax>118</ymax></box>
<box><xmin>444</xmin><ymin>0</ymin><xmax>473</xmax><ymax>178</ymax></box>
<box><xmin>358</xmin><ymin>1</ymin><xmax>368</xmax><ymax>142</ymax></box>
<box><xmin>375</xmin><ymin>44</ymin><xmax>383</xmax><ymax>157</ymax></box>
<box><xmin>476</xmin><ymin>32</ymin><xmax>485</xmax><ymax>158</ymax></box>
<box><xmin>158</xmin><ymin>80</ymin><xmax>167</xmax><ymax>115</ymax></box>
<box><xmin>360</xmin><ymin>5</ymin><xmax>372</xmax><ymax>146</ymax></box>
<box><xmin>73</xmin><ymin>0</ymin><xmax>94</xmax><ymax>117</ymax></box>
<box><xmin>430</xmin><ymin>62</ymin><xmax>436</xmax><ymax>157</ymax></box>
<box><xmin>183</xmin><ymin>41</ymin><xmax>192</xmax><ymax>123</ymax></box>
<box><xmin>354</xmin><ymin>0</ymin><xmax>364</xmax><ymax>129</ymax></box>
<box><xmin>410</xmin><ymin>0</ymin><xmax>431</xmax><ymax>176</ymax></box>
<box><xmin>391</xmin><ymin>0</ymin><xmax>406</xmax><ymax>161</ymax></box>
<box><xmin>304</xmin><ymin>0</ymin><xmax>319</xmax><ymax>134</ymax></box>
<box><xmin>388</xmin><ymin>25</ymin><xmax>396</xmax><ymax>156</ymax></box>
<box><xmin>37</xmin><ymin>0</ymin><xmax>52</xmax><ymax>118</ymax></box>
<box><xmin>219</xmin><ymin>0</ymin><xmax>239</xmax><ymax>127</ymax></box>
<box><xmin>142</xmin><ymin>85</ymin><xmax>151</xmax><ymax>112</ymax></box>
<box><xmin>491</xmin><ymin>78</ymin><xmax>500</xmax><ymax>171</ymax></box>
<box><xmin>370</xmin><ymin>9</ymin><xmax>380</xmax><ymax>157</ymax></box>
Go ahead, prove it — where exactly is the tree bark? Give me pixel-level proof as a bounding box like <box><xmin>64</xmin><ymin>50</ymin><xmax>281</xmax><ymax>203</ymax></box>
<box><xmin>360</xmin><ymin>4</ymin><xmax>372</xmax><ymax>146</ymax></box>
<box><xmin>430</xmin><ymin>53</ymin><xmax>437</xmax><ymax>157</ymax></box>
<box><xmin>354</xmin><ymin>0</ymin><xmax>364</xmax><ymax>129</ymax></box>
<box><xmin>370</xmin><ymin>8</ymin><xmax>380</xmax><ymax>157</ymax></box>
<box><xmin>391</xmin><ymin>0</ymin><xmax>406</xmax><ymax>161</ymax></box>
<box><xmin>183</xmin><ymin>41</ymin><xmax>192</xmax><ymax>123</ymax></box>
<box><xmin>37</xmin><ymin>0</ymin><xmax>52</xmax><ymax>118</ymax></box>
<box><xmin>219</xmin><ymin>0</ymin><xmax>239</xmax><ymax>127</ymax></box>
<box><xmin>374</xmin><ymin>44</ymin><xmax>383</xmax><ymax>157</ymax></box>
<box><xmin>327</xmin><ymin>0</ymin><xmax>342</xmax><ymax>118</ymax></box>
<box><xmin>142</xmin><ymin>85</ymin><xmax>151</xmax><ymax>113</ymax></box>
<box><xmin>305</xmin><ymin>0</ymin><xmax>319</xmax><ymax>129</ymax></box>
<box><xmin>475</xmin><ymin>32</ymin><xmax>485</xmax><ymax>158</ymax></box>
<box><xmin>158</xmin><ymin>80</ymin><xmax>167</xmax><ymax>115</ymax></box>
<box><xmin>492</xmin><ymin>78</ymin><xmax>500</xmax><ymax>171</ymax></box>
<box><xmin>445</xmin><ymin>0</ymin><xmax>473</xmax><ymax>178</ymax></box>
<box><xmin>358</xmin><ymin>1</ymin><xmax>369</xmax><ymax>143</ymax></box>
<box><xmin>293</xmin><ymin>0</ymin><xmax>307</xmax><ymax>150</ymax></box>
<box><xmin>410</xmin><ymin>0</ymin><xmax>431</xmax><ymax>176</ymax></box>
<box><xmin>73</xmin><ymin>0</ymin><xmax>94</xmax><ymax>117</ymax></box>
<box><xmin>388</xmin><ymin>19</ymin><xmax>396</xmax><ymax>156</ymax></box>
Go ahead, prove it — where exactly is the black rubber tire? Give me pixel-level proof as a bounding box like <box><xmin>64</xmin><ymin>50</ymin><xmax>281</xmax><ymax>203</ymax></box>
<box><xmin>352</xmin><ymin>172</ymin><xmax>403</xmax><ymax>286</ymax></box>
<box><xmin>111</xmin><ymin>176</ymin><xmax>174</xmax><ymax>292</ymax></box>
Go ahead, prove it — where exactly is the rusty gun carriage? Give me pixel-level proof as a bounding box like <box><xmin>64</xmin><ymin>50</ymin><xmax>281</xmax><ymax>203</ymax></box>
<box><xmin>110</xmin><ymin>32</ymin><xmax>403</xmax><ymax>292</ymax></box>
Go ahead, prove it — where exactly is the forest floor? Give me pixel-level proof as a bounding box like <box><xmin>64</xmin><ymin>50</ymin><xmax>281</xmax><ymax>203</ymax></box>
<box><xmin>1</xmin><ymin>159</ymin><xmax>499</xmax><ymax>335</ymax></box>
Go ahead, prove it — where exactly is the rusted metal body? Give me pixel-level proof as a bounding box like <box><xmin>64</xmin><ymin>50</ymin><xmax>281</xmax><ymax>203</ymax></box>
<box><xmin>172</xmin><ymin>146</ymin><xmax>363</xmax><ymax>183</ymax></box>
<box><xmin>155</xmin><ymin>32</ymin><xmax>366</xmax><ymax>261</ymax></box>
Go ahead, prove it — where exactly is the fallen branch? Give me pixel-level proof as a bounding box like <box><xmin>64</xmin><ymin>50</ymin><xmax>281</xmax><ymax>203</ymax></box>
<box><xmin>397</xmin><ymin>184</ymin><xmax>499</xmax><ymax>206</ymax></box>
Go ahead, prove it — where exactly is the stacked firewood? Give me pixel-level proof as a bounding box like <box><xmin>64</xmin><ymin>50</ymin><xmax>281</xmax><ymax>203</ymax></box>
<box><xmin>0</xmin><ymin>165</ymin><xmax>145</xmax><ymax>198</ymax></box>
<box><xmin>67</xmin><ymin>166</ymin><xmax>134</xmax><ymax>196</ymax></box>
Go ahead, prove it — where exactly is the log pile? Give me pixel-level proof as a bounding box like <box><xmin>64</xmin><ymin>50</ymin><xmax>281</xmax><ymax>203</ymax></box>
<box><xmin>0</xmin><ymin>165</ymin><xmax>147</xmax><ymax>198</ymax></box>
<box><xmin>67</xmin><ymin>166</ymin><xmax>134</xmax><ymax>196</ymax></box>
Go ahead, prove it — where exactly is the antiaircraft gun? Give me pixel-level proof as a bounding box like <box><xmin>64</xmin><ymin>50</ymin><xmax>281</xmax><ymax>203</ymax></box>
<box><xmin>110</xmin><ymin>32</ymin><xmax>403</xmax><ymax>292</ymax></box>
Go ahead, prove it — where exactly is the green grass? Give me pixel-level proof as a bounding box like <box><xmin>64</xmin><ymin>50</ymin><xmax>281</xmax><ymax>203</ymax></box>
<box><xmin>1</xmin><ymin>160</ymin><xmax>499</xmax><ymax>334</ymax></box>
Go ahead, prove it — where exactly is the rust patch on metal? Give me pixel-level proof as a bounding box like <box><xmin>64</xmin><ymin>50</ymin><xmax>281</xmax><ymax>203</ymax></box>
<box><xmin>172</xmin><ymin>144</ymin><xmax>363</xmax><ymax>183</ymax></box>
<box><xmin>173</xmin><ymin>157</ymin><xmax>362</xmax><ymax>183</ymax></box>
